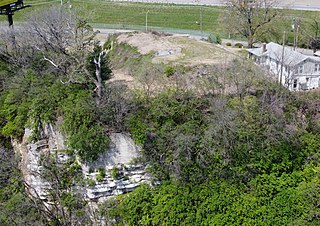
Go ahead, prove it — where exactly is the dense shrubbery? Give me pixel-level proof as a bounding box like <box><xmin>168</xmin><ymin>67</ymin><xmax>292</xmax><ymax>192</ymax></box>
<box><xmin>127</xmin><ymin>90</ymin><xmax>210</xmax><ymax>183</ymax></box>
<box><xmin>0</xmin><ymin>71</ymin><xmax>110</xmax><ymax>161</ymax></box>
<box><xmin>104</xmin><ymin>163</ymin><xmax>320</xmax><ymax>225</ymax></box>
<box><xmin>126</xmin><ymin>87</ymin><xmax>315</xmax><ymax>183</ymax></box>
<box><xmin>100</xmin><ymin>86</ymin><xmax>320</xmax><ymax>225</ymax></box>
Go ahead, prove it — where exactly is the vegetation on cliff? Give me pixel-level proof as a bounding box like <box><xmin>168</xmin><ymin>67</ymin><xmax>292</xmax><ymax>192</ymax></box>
<box><xmin>100</xmin><ymin>87</ymin><xmax>320</xmax><ymax>225</ymax></box>
<box><xmin>0</xmin><ymin>5</ymin><xmax>320</xmax><ymax>226</ymax></box>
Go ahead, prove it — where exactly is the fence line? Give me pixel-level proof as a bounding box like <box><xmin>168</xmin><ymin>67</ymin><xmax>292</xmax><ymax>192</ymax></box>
<box><xmin>90</xmin><ymin>23</ymin><xmax>213</xmax><ymax>38</ymax></box>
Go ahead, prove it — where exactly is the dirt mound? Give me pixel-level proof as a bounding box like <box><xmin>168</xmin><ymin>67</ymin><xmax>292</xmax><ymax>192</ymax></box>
<box><xmin>116</xmin><ymin>32</ymin><xmax>236</xmax><ymax>65</ymax></box>
<box><xmin>109</xmin><ymin>31</ymin><xmax>240</xmax><ymax>91</ymax></box>
<box><xmin>117</xmin><ymin>32</ymin><xmax>181</xmax><ymax>55</ymax></box>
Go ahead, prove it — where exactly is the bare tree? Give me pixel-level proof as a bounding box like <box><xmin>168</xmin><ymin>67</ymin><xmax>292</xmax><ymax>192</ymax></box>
<box><xmin>27</xmin><ymin>7</ymin><xmax>112</xmax><ymax>104</ymax></box>
<box><xmin>136</xmin><ymin>62</ymin><xmax>166</xmax><ymax>97</ymax></box>
<box><xmin>223</xmin><ymin>0</ymin><xmax>279</xmax><ymax>48</ymax></box>
<box><xmin>307</xmin><ymin>17</ymin><xmax>320</xmax><ymax>53</ymax></box>
<box><xmin>99</xmin><ymin>81</ymin><xmax>132</xmax><ymax>131</ymax></box>
<box><xmin>0</xmin><ymin>6</ymin><xmax>112</xmax><ymax>105</ymax></box>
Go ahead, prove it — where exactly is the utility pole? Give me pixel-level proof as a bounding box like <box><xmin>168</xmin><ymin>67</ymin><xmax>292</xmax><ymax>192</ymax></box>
<box><xmin>145</xmin><ymin>10</ymin><xmax>149</xmax><ymax>32</ymax></box>
<box><xmin>68</xmin><ymin>0</ymin><xmax>71</xmax><ymax>12</ymax></box>
<box><xmin>280</xmin><ymin>31</ymin><xmax>286</xmax><ymax>86</ymax></box>
<box><xmin>293</xmin><ymin>17</ymin><xmax>297</xmax><ymax>50</ymax></box>
<box><xmin>7</xmin><ymin>8</ymin><xmax>15</xmax><ymax>47</ymax></box>
<box><xmin>293</xmin><ymin>17</ymin><xmax>301</xmax><ymax>51</ymax></box>
<box><xmin>0</xmin><ymin>1</ymin><xmax>30</xmax><ymax>45</ymax></box>
<box><xmin>200</xmin><ymin>6</ymin><xmax>203</xmax><ymax>39</ymax></box>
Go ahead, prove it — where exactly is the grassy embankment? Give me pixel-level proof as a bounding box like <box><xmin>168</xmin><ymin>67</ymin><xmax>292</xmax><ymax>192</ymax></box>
<box><xmin>1</xmin><ymin>0</ymin><xmax>319</xmax><ymax>40</ymax></box>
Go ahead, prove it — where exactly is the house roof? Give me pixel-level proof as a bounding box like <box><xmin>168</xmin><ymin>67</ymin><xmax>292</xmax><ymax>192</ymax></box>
<box><xmin>309</xmin><ymin>55</ymin><xmax>320</xmax><ymax>62</ymax></box>
<box><xmin>247</xmin><ymin>42</ymin><xmax>317</xmax><ymax>66</ymax></box>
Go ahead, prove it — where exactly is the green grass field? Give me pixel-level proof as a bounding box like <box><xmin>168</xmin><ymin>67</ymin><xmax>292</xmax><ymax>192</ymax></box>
<box><xmin>8</xmin><ymin>0</ymin><xmax>222</xmax><ymax>34</ymax></box>
<box><xmin>1</xmin><ymin>0</ymin><xmax>320</xmax><ymax>40</ymax></box>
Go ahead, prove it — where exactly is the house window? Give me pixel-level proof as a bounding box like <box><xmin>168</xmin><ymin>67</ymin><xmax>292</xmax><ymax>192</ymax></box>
<box><xmin>299</xmin><ymin>65</ymin><xmax>303</xmax><ymax>74</ymax></box>
<box><xmin>306</xmin><ymin>77</ymin><xmax>310</xmax><ymax>83</ymax></box>
<box><xmin>293</xmin><ymin>79</ymin><xmax>298</xmax><ymax>89</ymax></box>
<box><xmin>315</xmin><ymin>64</ymin><xmax>320</xmax><ymax>72</ymax></box>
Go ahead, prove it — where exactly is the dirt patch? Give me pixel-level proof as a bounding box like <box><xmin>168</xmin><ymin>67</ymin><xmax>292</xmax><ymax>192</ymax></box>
<box><xmin>109</xmin><ymin>69</ymin><xmax>134</xmax><ymax>83</ymax></box>
<box><xmin>117</xmin><ymin>32</ymin><xmax>182</xmax><ymax>55</ymax></box>
<box><xmin>116</xmin><ymin>32</ymin><xmax>236</xmax><ymax>66</ymax></box>
<box><xmin>107</xmin><ymin>69</ymin><xmax>136</xmax><ymax>88</ymax></box>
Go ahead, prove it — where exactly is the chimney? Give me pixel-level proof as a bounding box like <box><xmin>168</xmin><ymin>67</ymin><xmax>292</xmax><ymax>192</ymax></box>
<box><xmin>262</xmin><ymin>43</ymin><xmax>267</xmax><ymax>53</ymax></box>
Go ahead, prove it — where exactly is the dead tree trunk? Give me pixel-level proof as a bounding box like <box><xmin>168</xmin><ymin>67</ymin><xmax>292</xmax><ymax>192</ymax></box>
<box><xmin>93</xmin><ymin>50</ymin><xmax>104</xmax><ymax>106</ymax></box>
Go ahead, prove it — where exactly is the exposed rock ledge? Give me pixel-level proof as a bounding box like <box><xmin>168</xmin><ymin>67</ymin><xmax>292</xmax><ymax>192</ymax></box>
<box><xmin>13</xmin><ymin>124</ymin><xmax>150</xmax><ymax>203</ymax></box>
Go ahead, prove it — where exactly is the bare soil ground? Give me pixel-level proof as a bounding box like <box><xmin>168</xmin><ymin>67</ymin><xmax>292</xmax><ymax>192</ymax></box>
<box><xmin>117</xmin><ymin>32</ymin><xmax>180</xmax><ymax>55</ymax></box>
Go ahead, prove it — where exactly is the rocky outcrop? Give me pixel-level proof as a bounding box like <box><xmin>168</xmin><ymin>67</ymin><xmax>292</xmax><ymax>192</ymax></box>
<box><xmin>83</xmin><ymin>133</ymin><xmax>151</xmax><ymax>202</ymax></box>
<box><xmin>85</xmin><ymin>163</ymin><xmax>150</xmax><ymax>202</ymax></box>
<box><xmin>13</xmin><ymin>125</ymin><xmax>66</xmax><ymax>200</ymax></box>
<box><xmin>13</xmin><ymin>124</ymin><xmax>150</xmax><ymax>203</ymax></box>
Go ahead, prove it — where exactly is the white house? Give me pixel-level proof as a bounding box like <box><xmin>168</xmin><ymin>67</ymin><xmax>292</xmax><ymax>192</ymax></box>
<box><xmin>247</xmin><ymin>42</ymin><xmax>320</xmax><ymax>91</ymax></box>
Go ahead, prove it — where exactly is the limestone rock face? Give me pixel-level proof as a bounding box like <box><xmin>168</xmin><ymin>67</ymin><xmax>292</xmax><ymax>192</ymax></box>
<box><xmin>84</xmin><ymin>133</ymin><xmax>151</xmax><ymax>202</ymax></box>
<box><xmin>85</xmin><ymin>163</ymin><xmax>150</xmax><ymax>202</ymax></box>
<box><xmin>13</xmin><ymin>124</ymin><xmax>150</xmax><ymax>202</ymax></box>
<box><xmin>13</xmin><ymin>125</ymin><xmax>67</xmax><ymax>200</ymax></box>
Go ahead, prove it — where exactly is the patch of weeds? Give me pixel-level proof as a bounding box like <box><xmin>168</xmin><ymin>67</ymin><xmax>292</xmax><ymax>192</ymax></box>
<box><xmin>97</xmin><ymin>168</ymin><xmax>106</xmax><ymax>178</ymax></box>
<box><xmin>234</xmin><ymin>43</ymin><xmax>243</xmax><ymax>48</ymax></box>
<box><xmin>96</xmin><ymin>168</ymin><xmax>106</xmax><ymax>181</ymax></box>
<box><xmin>96</xmin><ymin>174</ymin><xmax>104</xmax><ymax>182</ymax></box>
<box><xmin>87</xmin><ymin>179</ymin><xmax>95</xmax><ymax>187</ymax></box>
<box><xmin>111</xmin><ymin>167</ymin><xmax>120</xmax><ymax>180</ymax></box>
<box><xmin>165</xmin><ymin>65</ymin><xmax>176</xmax><ymax>77</ymax></box>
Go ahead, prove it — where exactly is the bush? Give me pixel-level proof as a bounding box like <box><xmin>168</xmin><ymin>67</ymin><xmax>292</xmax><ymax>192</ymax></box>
<box><xmin>61</xmin><ymin>90</ymin><xmax>110</xmax><ymax>162</ymax></box>
<box><xmin>111</xmin><ymin>167</ymin><xmax>120</xmax><ymax>180</ymax></box>
<box><xmin>216</xmin><ymin>35</ymin><xmax>222</xmax><ymax>44</ymax></box>
<box><xmin>164</xmin><ymin>65</ymin><xmax>176</xmax><ymax>77</ymax></box>
<box><xmin>96</xmin><ymin>174</ymin><xmax>104</xmax><ymax>182</ymax></box>
<box><xmin>234</xmin><ymin>43</ymin><xmax>243</xmax><ymax>48</ymax></box>
<box><xmin>97</xmin><ymin>168</ymin><xmax>106</xmax><ymax>178</ymax></box>
<box><xmin>207</xmin><ymin>34</ymin><xmax>216</xmax><ymax>43</ymax></box>
<box><xmin>226</xmin><ymin>42</ymin><xmax>232</xmax><ymax>46</ymax></box>
<box><xmin>87</xmin><ymin>179</ymin><xmax>95</xmax><ymax>187</ymax></box>
<box><xmin>96</xmin><ymin>168</ymin><xmax>106</xmax><ymax>182</ymax></box>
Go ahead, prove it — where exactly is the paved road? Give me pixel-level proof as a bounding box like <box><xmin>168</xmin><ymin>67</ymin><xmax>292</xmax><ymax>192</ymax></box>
<box><xmin>110</xmin><ymin>0</ymin><xmax>320</xmax><ymax>11</ymax></box>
